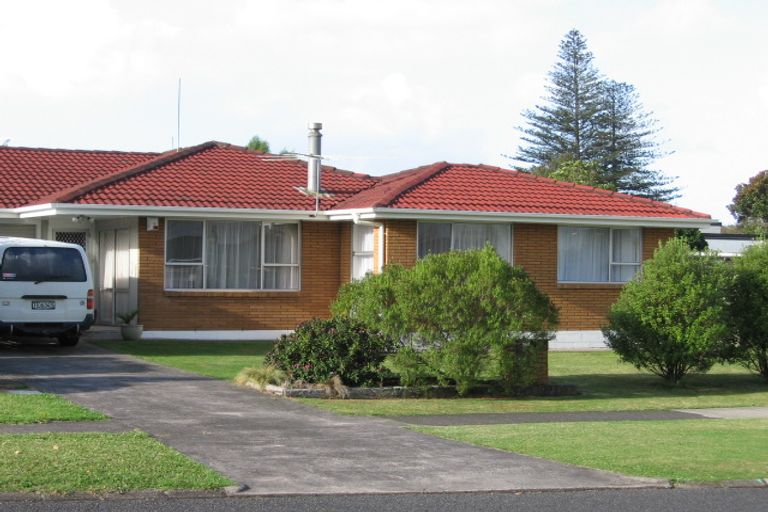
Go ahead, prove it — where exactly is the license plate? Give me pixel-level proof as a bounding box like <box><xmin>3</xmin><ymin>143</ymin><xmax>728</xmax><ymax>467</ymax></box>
<box><xmin>31</xmin><ymin>300</ymin><xmax>56</xmax><ymax>310</ymax></box>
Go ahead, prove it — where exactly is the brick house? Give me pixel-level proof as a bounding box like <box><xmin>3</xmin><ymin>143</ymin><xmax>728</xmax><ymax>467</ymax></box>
<box><xmin>0</xmin><ymin>136</ymin><xmax>712</xmax><ymax>348</ymax></box>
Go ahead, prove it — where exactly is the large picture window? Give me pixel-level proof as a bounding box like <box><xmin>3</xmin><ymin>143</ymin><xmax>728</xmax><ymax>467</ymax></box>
<box><xmin>558</xmin><ymin>226</ymin><xmax>641</xmax><ymax>283</ymax></box>
<box><xmin>417</xmin><ymin>222</ymin><xmax>512</xmax><ymax>262</ymax></box>
<box><xmin>165</xmin><ymin>220</ymin><xmax>300</xmax><ymax>290</ymax></box>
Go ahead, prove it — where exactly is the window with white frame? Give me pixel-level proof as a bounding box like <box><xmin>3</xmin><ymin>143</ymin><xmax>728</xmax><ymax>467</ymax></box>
<box><xmin>351</xmin><ymin>224</ymin><xmax>375</xmax><ymax>280</ymax></box>
<box><xmin>557</xmin><ymin>226</ymin><xmax>641</xmax><ymax>283</ymax></box>
<box><xmin>165</xmin><ymin>220</ymin><xmax>300</xmax><ymax>290</ymax></box>
<box><xmin>417</xmin><ymin>222</ymin><xmax>512</xmax><ymax>262</ymax></box>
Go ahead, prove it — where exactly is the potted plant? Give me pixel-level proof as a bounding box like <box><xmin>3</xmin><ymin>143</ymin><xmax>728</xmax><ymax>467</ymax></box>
<box><xmin>117</xmin><ymin>310</ymin><xmax>143</xmax><ymax>341</ymax></box>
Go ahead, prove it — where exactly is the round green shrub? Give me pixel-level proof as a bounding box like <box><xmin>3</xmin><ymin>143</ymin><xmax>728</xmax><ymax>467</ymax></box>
<box><xmin>265</xmin><ymin>317</ymin><xmax>394</xmax><ymax>386</ymax></box>
<box><xmin>728</xmin><ymin>240</ymin><xmax>768</xmax><ymax>381</ymax></box>
<box><xmin>603</xmin><ymin>237</ymin><xmax>731</xmax><ymax>384</ymax></box>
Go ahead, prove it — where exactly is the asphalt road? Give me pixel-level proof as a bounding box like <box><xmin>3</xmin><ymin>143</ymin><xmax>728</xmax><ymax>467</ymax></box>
<box><xmin>1</xmin><ymin>488</ymin><xmax>767</xmax><ymax>512</ymax></box>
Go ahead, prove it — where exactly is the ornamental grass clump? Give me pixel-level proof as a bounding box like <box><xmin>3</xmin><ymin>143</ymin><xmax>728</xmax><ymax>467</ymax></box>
<box><xmin>333</xmin><ymin>245</ymin><xmax>558</xmax><ymax>395</ymax></box>
<box><xmin>603</xmin><ymin>237</ymin><xmax>731</xmax><ymax>385</ymax></box>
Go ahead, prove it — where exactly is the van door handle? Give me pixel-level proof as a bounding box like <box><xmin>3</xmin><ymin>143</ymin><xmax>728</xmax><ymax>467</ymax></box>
<box><xmin>22</xmin><ymin>295</ymin><xmax>68</xmax><ymax>299</ymax></box>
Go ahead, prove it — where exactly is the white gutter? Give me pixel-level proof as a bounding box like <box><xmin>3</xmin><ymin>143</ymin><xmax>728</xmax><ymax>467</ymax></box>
<box><xmin>0</xmin><ymin>209</ymin><xmax>17</xmax><ymax>219</ymax></box>
<box><xmin>327</xmin><ymin>207</ymin><xmax>715</xmax><ymax>229</ymax></box>
<box><xmin>15</xmin><ymin>203</ymin><xmax>327</xmax><ymax>221</ymax></box>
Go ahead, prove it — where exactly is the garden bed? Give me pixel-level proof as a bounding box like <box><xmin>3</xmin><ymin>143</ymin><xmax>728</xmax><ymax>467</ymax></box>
<box><xmin>246</xmin><ymin>381</ymin><xmax>579</xmax><ymax>399</ymax></box>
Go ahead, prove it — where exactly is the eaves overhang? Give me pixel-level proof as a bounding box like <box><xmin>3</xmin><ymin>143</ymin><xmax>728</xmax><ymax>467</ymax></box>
<box><xmin>14</xmin><ymin>203</ymin><xmax>327</xmax><ymax>221</ymax></box>
<box><xmin>325</xmin><ymin>207</ymin><xmax>715</xmax><ymax>229</ymax></box>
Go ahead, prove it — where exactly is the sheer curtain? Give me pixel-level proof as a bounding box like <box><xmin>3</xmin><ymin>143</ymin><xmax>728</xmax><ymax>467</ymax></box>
<box><xmin>452</xmin><ymin>223</ymin><xmax>512</xmax><ymax>262</ymax></box>
<box><xmin>206</xmin><ymin>221</ymin><xmax>261</xmax><ymax>289</ymax></box>
<box><xmin>352</xmin><ymin>224</ymin><xmax>374</xmax><ymax>279</ymax></box>
<box><xmin>166</xmin><ymin>220</ymin><xmax>204</xmax><ymax>289</ymax></box>
<box><xmin>558</xmin><ymin>227</ymin><xmax>610</xmax><ymax>282</ymax></box>
<box><xmin>418</xmin><ymin>223</ymin><xmax>451</xmax><ymax>258</ymax></box>
<box><xmin>611</xmin><ymin>228</ymin><xmax>641</xmax><ymax>282</ymax></box>
<box><xmin>263</xmin><ymin>223</ymin><xmax>299</xmax><ymax>289</ymax></box>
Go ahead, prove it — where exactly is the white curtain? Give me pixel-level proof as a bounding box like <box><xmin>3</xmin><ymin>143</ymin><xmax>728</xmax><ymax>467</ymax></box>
<box><xmin>352</xmin><ymin>225</ymin><xmax>374</xmax><ymax>280</ymax></box>
<box><xmin>206</xmin><ymin>221</ymin><xmax>261</xmax><ymax>289</ymax></box>
<box><xmin>166</xmin><ymin>220</ymin><xmax>204</xmax><ymax>289</ymax></box>
<box><xmin>166</xmin><ymin>266</ymin><xmax>203</xmax><ymax>289</ymax></box>
<box><xmin>418</xmin><ymin>223</ymin><xmax>451</xmax><ymax>258</ymax></box>
<box><xmin>263</xmin><ymin>223</ymin><xmax>299</xmax><ymax>289</ymax></box>
<box><xmin>611</xmin><ymin>228</ymin><xmax>641</xmax><ymax>282</ymax></box>
<box><xmin>558</xmin><ymin>227</ymin><xmax>610</xmax><ymax>282</ymax></box>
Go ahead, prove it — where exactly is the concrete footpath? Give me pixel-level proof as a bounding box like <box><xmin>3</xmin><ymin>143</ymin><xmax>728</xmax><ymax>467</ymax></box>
<box><xmin>0</xmin><ymin>342</ymin><xmax>663</xmax><ymax>495</ymax></box>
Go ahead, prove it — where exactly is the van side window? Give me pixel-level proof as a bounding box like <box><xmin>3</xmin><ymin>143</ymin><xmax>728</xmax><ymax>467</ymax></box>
<box><xmin>0</xmin><ymin>248</ymin><xmax>86</xmax><ymax>282</ymax></box>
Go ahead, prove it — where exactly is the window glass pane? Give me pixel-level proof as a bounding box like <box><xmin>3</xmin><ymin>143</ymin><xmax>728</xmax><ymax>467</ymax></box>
<box><xmin>611</xmin><ymin>264</ymin><xmax>640</xmax><ymax>283</ymax></box>
<box><xmin>206</xmin><ymin>221</ymin><xmax>261</xmax><ymax>289</ymax></box>
<box><xmin>166</xmin><ymin>221</ymin><xmax>203</xmax><ymax>263</ymax></box>
<box><xmin>558</xmin><ymin>227</ymin><xmax>610</xmax><ymax>282</ymax></box>
<box><xmin>352</xmin><ymin>225</ymin><xmax>374</xmax><ymax>252</ymax></box>
<box><xmin>352</xmin><ymin>254</ymin><xmax>374</xmax><ymax>280</ymax></box>
<box><xmin>451</xmin><ymin>223</ymin><xmax>511</xmax><ymax>262</ymax></box>
<box><xmin>612</xmin><ymin>228</ymin><xmax>641</xmax><ymax>264</ymax></box>
<box><xmin>488</xmin><ymin>224</ymin><xmax>511</xmax><ymax>263</ymax></box>
<box><xmin>1</xmin><ymin>247</ymin><xmax>86</xmax><ymax>282</ymax></box>
<box><xmin>165</xmin><ymin>265</ymin><xmax>203</xmax><ymax>289</ymax></box>
<box><xmin>264</xmin><ymin>224</ymin><xmax>299</xmax><ymax>264</ymax></box>
<box><xmin>263</xmin><ymin>266</ymin><xmax>299</xmax><ymax>290</ymax></box>
<box><xmin>418</xmin><ymin>223</ymin><xmax>451</xmax><ymax>258</ymax></box>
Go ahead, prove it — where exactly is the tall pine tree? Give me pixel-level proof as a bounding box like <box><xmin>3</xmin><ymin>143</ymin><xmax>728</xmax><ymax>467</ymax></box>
<box><xmin>517</xmin><ymin>29</ymin><xmax>603</xmax><ymax>165</ymax></box>
<box><xmin>515</xmin><ymin>30</ymin><xmax>678</xmax><ymax>201</ymax></box>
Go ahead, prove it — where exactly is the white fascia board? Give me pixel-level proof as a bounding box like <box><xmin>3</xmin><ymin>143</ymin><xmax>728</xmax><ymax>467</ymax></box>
<box><xmin>15</xmin><ymin>203</ymin><xmax>326</xmax><ymax>221</ymax></box>
<box><xmin>0</xmin><ymin>210</ymin><xmax>18</xmax><ymax>219</ymax></box>
<box><xmin>326</xmin><ymin>207</ymin><xmax>714</xmax><ymax>229</ymax></box>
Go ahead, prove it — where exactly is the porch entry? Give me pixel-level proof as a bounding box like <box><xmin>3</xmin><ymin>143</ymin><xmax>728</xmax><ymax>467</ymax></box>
<box><xmin>98</xmin><ymin>229</ymin><xmax>131</xmax><ymax>324</ymax></box>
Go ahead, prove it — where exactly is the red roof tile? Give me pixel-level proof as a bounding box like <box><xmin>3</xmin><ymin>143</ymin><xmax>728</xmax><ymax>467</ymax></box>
<box><xmin>333</xmin><ymin>163</ymin><xmax>710</xmax><ymax>219</ymax></box>
<box><xmin>0</xmin><ymin>146</ymin><xmax>157</xmax><ymax>208</ymax></box>
<box><xmin>71</xmin><ymin>142</ymin><xmax>379</xmax><ymax>211</ymax></box>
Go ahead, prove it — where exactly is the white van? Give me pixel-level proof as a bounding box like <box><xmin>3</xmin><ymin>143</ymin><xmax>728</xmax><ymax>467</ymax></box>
<box><xmin>0</xmin><ymin>237</ymin><xmax>95</xmax><ymax>346</ymax></box>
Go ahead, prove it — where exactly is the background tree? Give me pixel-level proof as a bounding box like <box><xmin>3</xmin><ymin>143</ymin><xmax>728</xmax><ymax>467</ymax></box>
<box><xmin>517</xmin><ymin>29</ymin><xmax>603</xmax><ymax>166</ymax></box>
<box><xmin>675</xmin><ymin>228</ymin><xmax>708</xmax><ymax>251</ymax></box>
<box><xmin>246</xmin><ymin>135</ymin><xmax>271</xmax><ymax>153</ymax></box>
<box><xmin>515</xmin><ymin>29</ymin><xmax>677</xmax><ymax>201</ymax></box>
<box><xmin>728</xmin><ymin>170</ymin><xmax>768</xmax><ymax>235</ymax></box>
<box><xmin>533</xmin><ymin>157</ymin><xmax>614</xmax><ymax>190</ymax></box>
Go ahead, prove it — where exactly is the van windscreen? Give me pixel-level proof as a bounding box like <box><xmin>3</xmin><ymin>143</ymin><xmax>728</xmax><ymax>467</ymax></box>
<box><xmin>0</xmin><ymin>247</ymin><xmax>87</xmax><ymax>282</ymax></box>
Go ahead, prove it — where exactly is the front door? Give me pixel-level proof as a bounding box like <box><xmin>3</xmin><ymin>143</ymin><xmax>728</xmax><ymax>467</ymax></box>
<box><xmin>98</xmin><ymin>229</ymin><xmax>131</xmax><ymax>324</ymax></box>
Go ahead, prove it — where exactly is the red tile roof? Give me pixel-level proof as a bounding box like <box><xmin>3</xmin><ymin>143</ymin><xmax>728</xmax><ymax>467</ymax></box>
<box><xmin>0</xmin><ymin>144</ymin><xmax>709</xmax><ymax>220</ymax></box>
<box><xmin>0</xmin><ymin>146</ymin><xmax>157</xmax><ymax>208</ymax></box>
<box><xmin>70</xmin><ymin>142</ymin><xmax>378</xmax><ymax>211</ymax></box>
<box><xmin>333</xmin><ymin>163</ymin><xmax>710</xmax><ymax>219</ymax></box>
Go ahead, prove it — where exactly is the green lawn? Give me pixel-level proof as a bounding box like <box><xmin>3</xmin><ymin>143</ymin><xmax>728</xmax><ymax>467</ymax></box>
<box><xmin>298</xmin><ymin>351</ymin><xmax>768</xmax><ymax>416</ymax></box>
<box><xmin>0</xmin><ymin>431</ymin><xmax>233</xmax><ymax>493</ymax></box>
<box><xmin>414</xmin><ymin>419</ymin><xmax>768</xmax><ymax>482</ymax></box>
<box><xmin>0</xmin><ymin>393</ymin><xmax>106</xmax><ymax>424</ymax></box>
<box><xmin>92</xmin><ymin>340</ymin><xmax>273</xmax><ymax>380</ymax></box>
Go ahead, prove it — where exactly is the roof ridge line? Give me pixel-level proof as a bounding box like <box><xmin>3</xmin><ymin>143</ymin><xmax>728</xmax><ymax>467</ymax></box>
<box><xmin>370</xmin><ymin>161</ymin><xmax>450</xmax><ymax>207</ymax></box>
<box><xmin>33</xmin><ymin>141</ymin><xmax>219</xmax><ymax>205</ymax></box>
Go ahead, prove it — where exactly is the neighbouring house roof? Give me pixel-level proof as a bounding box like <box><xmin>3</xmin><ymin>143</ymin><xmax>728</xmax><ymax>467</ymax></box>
<box><xmin>0</xmin><ymin>146</ymin><xmax>158</xmax><ymax>208</ymax></box>
<box><xmin>0</xmin><ymin>143</ymin><xmax>711</xmax><ymax>223</ymax></box>
<box><xmin>332</xmin><ymin>163</ymin><xmax>710</xmax><ymax>219</ymax></box>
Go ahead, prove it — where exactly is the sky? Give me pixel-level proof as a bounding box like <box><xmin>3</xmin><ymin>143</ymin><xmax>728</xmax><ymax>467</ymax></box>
<box><xmin>1</xmin><ymin>0</ymin><xmax>766</xmax><ymax>224</ymax></box>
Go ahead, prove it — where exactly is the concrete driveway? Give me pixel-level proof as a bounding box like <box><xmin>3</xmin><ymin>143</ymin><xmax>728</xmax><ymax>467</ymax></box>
<box><xmin>0</xmin><ymin>341</ymin><xmax>663</xmax><ymax>494</ymax></box>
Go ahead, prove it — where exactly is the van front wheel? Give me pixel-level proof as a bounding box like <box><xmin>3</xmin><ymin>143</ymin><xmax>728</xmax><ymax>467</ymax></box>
<box><xmin>58</xmin><ymin>333</ymin><xmax>80</xmax><ymax>347</ymax></box>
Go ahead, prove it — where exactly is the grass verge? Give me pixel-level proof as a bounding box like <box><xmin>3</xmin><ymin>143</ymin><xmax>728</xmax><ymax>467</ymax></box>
<box><xmin>0</xmin><ymin>393</ymin><xmax>106</xmax><ymax>424</ymax></box>
<box><xmin>92</xmin><ymin>340</ymin><xmax>273</xmax><ymax>380</ymax></box>
<box><xmin>298</xmin><ymin>351</ymin><xmax>768</xmax><ymax>416</ymax></box>
<box><xmin>0</xmin><ymin>431</ymin><xmax>233</xmax><ymax>493</ymax></box>
<box><xmin>413</xmin><ymin>419</ymin><xmax>768</xmax><ymax>482</ymax></box>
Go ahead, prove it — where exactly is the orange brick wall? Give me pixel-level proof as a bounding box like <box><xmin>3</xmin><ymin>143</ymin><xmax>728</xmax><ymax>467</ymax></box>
<box><xmin>138</xmin><ymin>218</ymin><xmax>344</xmax><ymax>330</ymax></box>
<box><xmin>513</xmin><ymin>224</ymin><xmax>674</xmax><ymax>330</ymax></box>
<box><xmin>382</xmin><ymin>220</ymin><xmax>417</xmax><ymax>267</ymax></box>
<box><xmin>339</xmin><ymin>222</ymin><xmax>351</xmax><ymax>286</ymax></box>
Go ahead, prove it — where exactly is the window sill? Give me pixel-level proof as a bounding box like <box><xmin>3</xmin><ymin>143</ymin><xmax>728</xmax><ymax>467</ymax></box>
<box><xmin>557</xmin><ymin>282</ymin><xmax>626</xmax><ymax>290</ymax></box>
<box><xmin>164</xmin><ymin>290</ymin><xmax>301</xmax><ymax>298</ymax></box>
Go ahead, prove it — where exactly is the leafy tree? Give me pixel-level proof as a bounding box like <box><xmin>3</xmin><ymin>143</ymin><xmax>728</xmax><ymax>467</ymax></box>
<box><xmin>516</xmin><ymin>29</ymin><xmax>677</xmax><ymax>201</ymax></box>
<box><xmin>675</xmin><ymin>228</ymin><xmax>708</xmax><ymax>251</ymax></box>
<box><xmin>727</xmin><ymin>241</ymin><xmax>768</xmax><ymax>382</ymax></box>
<box><xmin>534</xmin><ymin>158</ymin><xmax>615</xmax><ymax>190</ymax></box>
<box><xmin>333</xmin><ymin>246</ymin><xmax>558</xmax><ymax>394</ymax></box>
<box><xmin>603</xmin><ymin>238</ymin><xmax>731</xmax><ymax>384</ymax></box>
<box><xmin>246</xmin><ymin>135</ymin><xmax>271</xmax><ymax>153</ymax></box>
<box><xmin>517</xmin><ymin>29</ymin><xmax>603</xmax><ymax>166</ymax></box>
<box><xmin>728</xmin><ymin>170</ymin><xmax>768</xmax><ymax>235</ymax></box>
